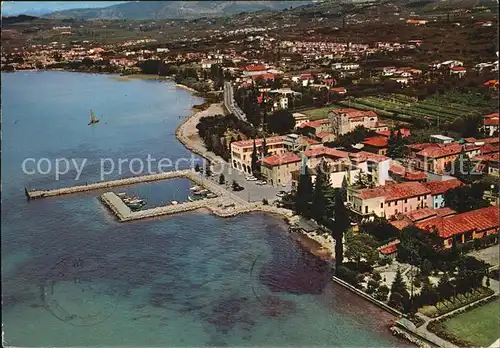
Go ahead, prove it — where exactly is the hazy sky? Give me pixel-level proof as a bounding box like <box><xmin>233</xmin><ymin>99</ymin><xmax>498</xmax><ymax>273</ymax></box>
<box><xmin>1</xmin><ymin>1</ymin><xmax>128</xmax><ymax>15</ymax></box>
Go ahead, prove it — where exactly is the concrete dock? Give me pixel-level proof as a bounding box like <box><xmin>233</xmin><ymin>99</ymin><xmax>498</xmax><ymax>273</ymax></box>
<box><xmin>100</xmin><ymin>191</ymin><xmax>293</xmax><ymax>222</ymax></box>
<box><xmin>26</xmin><ymin>170</ymin><xmax>194</xmax><ymax>199</ymax></box>
<box><xmin>25</xmin><ymin>169</ymin><xmax>247</xmax><ymax>206</ymax></box>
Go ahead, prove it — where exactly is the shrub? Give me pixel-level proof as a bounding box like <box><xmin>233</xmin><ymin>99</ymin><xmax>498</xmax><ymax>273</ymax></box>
<box><xmin>372</xmin><ymin>271</ymin><xmax>382</xmax><ymax>282</ymax></box>
<box><xmin>262</xmin><ymin>198</ymin><xmax>269</xmax><ymax>205</ymax></box>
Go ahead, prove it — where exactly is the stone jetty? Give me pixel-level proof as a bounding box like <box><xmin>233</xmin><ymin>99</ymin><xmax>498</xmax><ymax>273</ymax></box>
<box><xmin>100</xmin><ymin>191</ymin><xmax>293</xmax><ymax>222</ymax></box>
<box><xmin>25</xmin><ymin>169</ymin><xmax>247</xmax><ymax>205</ymax></box>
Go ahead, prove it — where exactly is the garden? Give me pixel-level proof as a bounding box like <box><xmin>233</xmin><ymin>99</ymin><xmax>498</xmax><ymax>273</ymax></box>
<box><xmin>428</xmin><ymin>296</ymin><xmax>499</xmax><ymax>347</ymax></box>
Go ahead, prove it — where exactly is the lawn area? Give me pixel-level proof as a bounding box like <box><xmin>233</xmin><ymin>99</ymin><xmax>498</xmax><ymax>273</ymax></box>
<box><xmin>438</xmin><ymin>298</ymin><xmax>499</xmax><ymax>347</ymax></box>
<box><xmin>419</xmin><ymin>287</ymin><xmax>494</xmax><ymax>317</ymax></box>
<box><xmin>302</xmin><ymin>104</ymin><xmax>343</xmax><ymax>120</ymax></box>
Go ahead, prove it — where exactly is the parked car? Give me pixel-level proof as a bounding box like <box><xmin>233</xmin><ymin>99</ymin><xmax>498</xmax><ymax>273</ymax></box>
<box><xmin>256</xmin><ymin>180</ymin><xmax>267</xmax><ymax>185</ymax></box>
<box><xmin>276</xmin><ymin>191</ymin><xmax>288</xmax><ymax>198</ymax></box>
<box><xmin>245</xmin><ymin>176</ymin><xmax>257</xmax><ymax>181</ymax></box>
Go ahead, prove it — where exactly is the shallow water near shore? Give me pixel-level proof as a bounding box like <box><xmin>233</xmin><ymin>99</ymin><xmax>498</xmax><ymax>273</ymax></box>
<box><xmin>2</xmin><ymin>71</ymin><xmax>405</xmax><ymax>347</ymax></box>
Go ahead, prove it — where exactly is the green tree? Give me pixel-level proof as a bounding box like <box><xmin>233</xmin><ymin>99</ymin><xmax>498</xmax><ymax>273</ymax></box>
<box><xmin>261</xmin><ymin>137</ymin><xmax>269</xmax><ymax>157</ymax></box>
<box><xmin>389</xmin><ymin>269</ymin><xmax>410</xmax><ymax>311</ymax></box>
<box><xmin>267</xmin><ymin>109</ymin><xmax>296</xmax><ymax>134</ymax></box>
<box><xmin>219</xmin><ymin>173</ymin><xmax>225</xmax><ymax>185</ymax></box>
<box><xmin>333</xmin><ymin>189</ymin><xmax>350</xmax><ymax>269</ymax></box>
<box><xmin>312</xmin><ymin>160</ymin><xmax>333</xmax><ymax>221</ymax></box>
<box><xmin>391</xmin><ymin>268</ymin><xmax>407</xmax><ymax>296</ymax></box>
<box><xmin>387</xmin><ymin>129</ymin><xmax>406</xmax><ymax>159</ymax></box>
<box><xmin>374</xmin><ymin>284</ymin><xmax>390</xmax><ymax>301</ymax></box>
<box><xmin>194</xmin><ymin>163</ymin><xmax>201</xmax><ymax>172</ymax></box>
<box><xmin>353</xmin><ymin>170</ymin><xmax>370</xmax><ymax>188</ymax></box>
<box><xmin>295</xmin><ymin>164</ymin><xmax>314</xmax><ymax>217</ymax></box>
<box><xmin>251</xmin><ymin>139</ymin><xmax>259</xmax><ymax>174</ymax></box>
<box><xmin>444</xmin><ymin>184</ymin><xmax>490</xmax><ymax>213</ymax></box>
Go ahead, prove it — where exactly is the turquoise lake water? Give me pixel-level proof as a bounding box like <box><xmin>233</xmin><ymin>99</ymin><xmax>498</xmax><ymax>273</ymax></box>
<box><xmin>1</xmin><ymin>71</ymin><xmax>405</xmax><ymax>347</ymax></box>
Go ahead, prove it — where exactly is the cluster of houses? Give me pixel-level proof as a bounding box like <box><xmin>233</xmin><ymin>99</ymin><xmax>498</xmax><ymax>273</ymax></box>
<box><xmin>228</xmin><ymin>105</ymin><xmax>499</xmax><ymax>255</ymax></box>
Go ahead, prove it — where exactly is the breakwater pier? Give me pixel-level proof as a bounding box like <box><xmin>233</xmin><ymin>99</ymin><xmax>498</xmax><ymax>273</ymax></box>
<box><xmin>25</xmin><ymin>169</ymin><xmax>246</xmax><ymax>204</ymax></box>
<box><xmin>100</xmin><ymin>190</ymin><xmax>294</xmax><ymax>222</ymax></box>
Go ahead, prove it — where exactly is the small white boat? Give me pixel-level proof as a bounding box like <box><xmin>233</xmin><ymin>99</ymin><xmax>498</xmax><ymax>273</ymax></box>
<box><xmin>190</xmin><ymin>186</ymin><xmax>202</xmax><ymax>191</ymax></box>
<box><xmin>170</xmin><ymin>201</ymin><xmax>179</xmax><ymax>205</ymax></box>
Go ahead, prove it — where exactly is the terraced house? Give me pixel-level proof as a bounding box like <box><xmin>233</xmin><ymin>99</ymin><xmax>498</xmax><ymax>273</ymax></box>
<box><xmin>408</xmin><ymin>142</ymin><xmax>481</xmax><ymax>175</ymax></box>
<box><xmin>347</xmin><ymin>181</ymin><xmax>432</xmax><ymax>221</ymax></box>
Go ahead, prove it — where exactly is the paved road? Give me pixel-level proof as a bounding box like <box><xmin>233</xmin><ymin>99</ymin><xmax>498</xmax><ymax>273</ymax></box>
<box><xmin>224</xmin><ymin>82</ymin><xmax>246</xmax><ymax>121</ymax></box>
<box><xmin>196</xmin><ymin>161</ymin><xmax>289</xmax><ymax>203</ymax></box>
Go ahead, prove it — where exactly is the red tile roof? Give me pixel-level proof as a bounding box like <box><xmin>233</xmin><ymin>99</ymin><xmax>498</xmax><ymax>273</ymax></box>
<box><xmin>302</xmin><ymin>137</ymin><xmax>321</xmax><ymax>145</ymax></box>
<box><xmin>377</xmin><ymin>128</ymin><xmax>411</xmax><ymax>137</ymax></box>
<box><xmin>480</xmin><ymin>144</ymin><xmax>499</xmax><ymax>154</ymax></box>
<box><xmin>329</xmin><ymin>87</ymin><xmax>347</xmax><ymax>93</ymax></box>
<box><xmin>357</xmin><ymin>181</ymin><xmax>431</xmax><ymax>201</ymax></box>
<box><xmin>390</xmin><ymin>220</ymin><xmax>411</xmax><ymax>230</ymax></box>
<box><xmin>298</xmin><ymin>119</ymin><xmax>330</xmax><ymax>129</ymax></box>
<box><xmin>475</xmin><ymin>152</ymin><xmax>500</xmax><ymax>163</ymax></box>
<box><xmin>485</xmin><ymin>112</ymin><xmax>499</xmax><ymax>119</ymax></box>
<box><xmin>417</xmin><ymin>206</ymin><xmax>499</xmax><ymax>239</ymax></box>
<box><xmin>349</xmin><ymin>151</ymin><xmax>390</xmax><ymax>163</ymax></box>
<box><xmin>245</xmin><ymin>65</ymin><xmax>266</xmax><ymax>71</ymax></box>
<box><xmin>332</xmin><ymin>108</ymin><xmax>378</xmax><ymax>119</ymax></box>
<box><xmin>260</xmin><ymin>152</ymin><xmax>301</xmax><ymax>167</ymax></box>
<box><xmin>424</xmin><ymin>178</ymin><xmax>463</xmax><ymax>196</ymax></box>
<box><xmin>389</xmin><ymin>164</ymin><xmax>427</xmax><ymax>181</ymax></box>
<box><xmin>232</xmin><ymin>136</ymin><xmax>284</xmax><ymax>148</ymax></box>
<box><xmin>251</xmin><ymin>73</ymin><xmax>275</xmax><ymax>81</ymax></box>
<box><xmin>303</xmin><ymin>146</ymin><xmax>349</xmax><ymax>159</ymax></box>
<box><xmin>316</xmin><ymin>131</ymin><xmax>334</xmax><ymax>138</ymax></box>
<box><xmin>416</xmin><ymin>143</ymin><xmax>463</xmax><ymax>159</ymax></box>
<box><xmin>484</xmin><ymin>118</ymin><xmax>499</xmax><ymax>126</ymax></box>
<box><xmin>378</xmin><ymin>239</ymin><xmax>400</xmax><ymax>255</ymax></box>
<box><xmin>363</xmin><ymin>136</ymin><xmax>389</xmax><ymax>148</ymax></box>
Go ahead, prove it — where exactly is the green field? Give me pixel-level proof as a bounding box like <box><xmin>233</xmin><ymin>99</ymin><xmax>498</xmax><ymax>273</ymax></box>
<box><xmin>302</xmin><ymin>104</ymin><xmax>343</xmax><ymax>120</ymax></box>
<box><xmin>438</xmin><ymin>299</ymin><xmax>499</xmax><ymax>347</ymax></box>
<box><xmin>339</xmin><ymin>92</ymin><xmax>497</xmax><ymax>126</ymax></box>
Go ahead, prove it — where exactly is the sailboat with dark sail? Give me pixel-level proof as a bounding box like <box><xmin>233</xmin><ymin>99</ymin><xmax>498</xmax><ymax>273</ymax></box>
<box><xmin>88</xmin><ymin>110</ymin><xmax>100</xmax><ymax>125</ymax></box>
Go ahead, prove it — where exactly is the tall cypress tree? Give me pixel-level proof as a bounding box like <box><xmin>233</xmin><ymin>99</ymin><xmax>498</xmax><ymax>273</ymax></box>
<box><xmin>312</xmin><ymin>160</ymin><xmax>332</xmax><ymax>222</ymax></box>
<box><xmin>333</xmin><ymin>189</ymin><xmax>349</xmax><ymax>269</ymax></box>
<box><xmin>251</xmin><ymin>139</ymin><xmax>259</xmax><ymax>174</ymax></box>
<box><xmin>295</xmin><ymin>162</ymin><xmax>314</xmax><ymax>217</ymax></box>
<box><xmin>262</xmin><ymin>136</ymin><xmax>269</xmax><ymax>158</ymax></box>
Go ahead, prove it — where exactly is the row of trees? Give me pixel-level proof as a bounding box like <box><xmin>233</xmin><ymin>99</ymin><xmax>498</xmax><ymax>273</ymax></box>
<box><xmin>293</xmin><ymin>160</ymin><xmax>350</xmax><ymax>268</ymax></box>
<box><xmin>196</xmin><ymin>114</ymin><xmax>256</xmax><ymax>161</ymax></box>
<box><xmin>388</xmin><ymin>256</ymin><xmax>489</xmax><ymax>313</ymax></box>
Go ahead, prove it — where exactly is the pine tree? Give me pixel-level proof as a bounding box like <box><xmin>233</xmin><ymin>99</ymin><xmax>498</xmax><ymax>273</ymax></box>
<box><xmin>389</xmin><ymin>267</ymin><xmax>410</xmax><ymax>311</ymax></box>
<box><xmin>353</xmin><ymin>170</ymin><xmax>370</xmax><ymax>188</ymax></box>
<box><xmin>391</xmin><ymin>268</ymin><xmax>407</xmax><ymax>295</ymax></box>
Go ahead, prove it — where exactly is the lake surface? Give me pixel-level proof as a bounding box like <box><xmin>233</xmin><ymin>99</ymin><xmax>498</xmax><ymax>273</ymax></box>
<box><xmin>1</xmin><ymin>71</ymin><xmax>404</xmax><ymax>347</ymax></box>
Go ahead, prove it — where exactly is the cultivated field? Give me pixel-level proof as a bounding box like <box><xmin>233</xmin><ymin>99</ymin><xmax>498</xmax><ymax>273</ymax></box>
<box><xmin>338</xmin><ymin>92</ymin><xmax>496</xmax><ymax>125</ymax></box>
<box><xmin>302</xmin><ymin>104</ymin><xmax>343</xmax><ymax>120</ymax></box>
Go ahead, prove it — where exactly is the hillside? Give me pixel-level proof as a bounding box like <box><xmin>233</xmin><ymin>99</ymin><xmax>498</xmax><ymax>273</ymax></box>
<box><xmin>44</xmin><ymin>1</ymin><xmax>314</xmax><ymax>20</ymax></box>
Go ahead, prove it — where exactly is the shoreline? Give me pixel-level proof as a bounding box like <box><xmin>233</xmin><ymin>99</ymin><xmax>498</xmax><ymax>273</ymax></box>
<box><xmin>174</xmin><ymin>101</ymin><xmax>336</xmax><ymax>261</ymax></box>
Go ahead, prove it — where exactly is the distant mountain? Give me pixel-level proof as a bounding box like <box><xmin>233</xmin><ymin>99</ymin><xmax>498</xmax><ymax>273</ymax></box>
<box><xmin>1</xmin><ymin>15</ymin><xmax>40</xmax><ymax>25</ymax></box>
<box><xmin>45</xmin><ymin>1</ymin><xmax>315</xmax><ymax>20</ymax></box>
